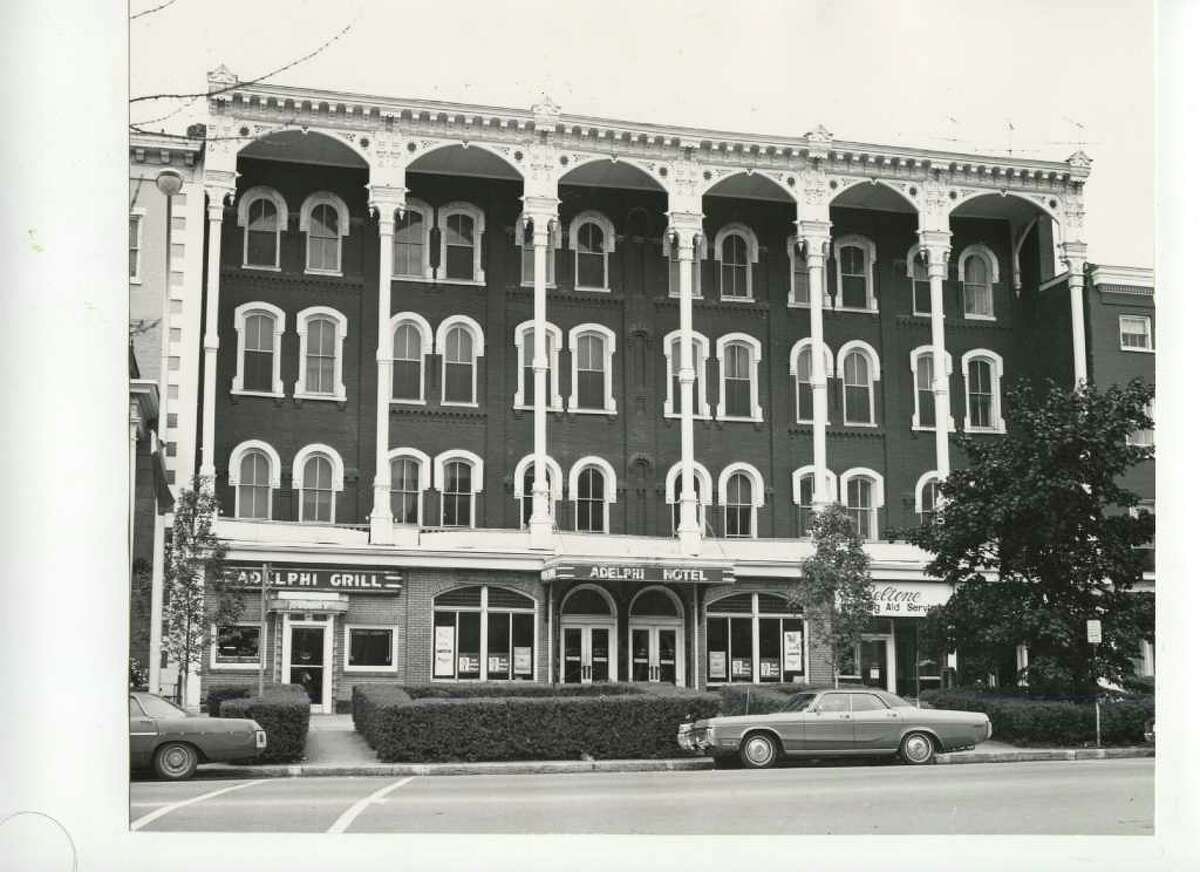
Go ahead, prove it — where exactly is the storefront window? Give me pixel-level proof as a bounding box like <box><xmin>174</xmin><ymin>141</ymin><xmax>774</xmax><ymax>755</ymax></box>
<box><xmin>215</xmin><ymin>625</ymin><xmax>261</xmax><ymax>666</ymax></box>
<box><xmin>432</xmin><ymin>586</ymin><xmax>535</xmax><ymax>681</ymax></box>
<box><xmin>347</xmin><ymin>627</ymin><xmax>394</xmax><ymax>670</ymax></box>
<box><xmin>707</xmin><ymin>593</ymin><xmax>804</xmax><ymax>685</ymax></box>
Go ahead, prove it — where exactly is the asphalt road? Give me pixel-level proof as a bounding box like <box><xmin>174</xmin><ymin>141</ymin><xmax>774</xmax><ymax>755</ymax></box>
<box><xmin>129</xmin><ymin>758</ymin><xmax>1153</xmax><ymax>835</ymax></box>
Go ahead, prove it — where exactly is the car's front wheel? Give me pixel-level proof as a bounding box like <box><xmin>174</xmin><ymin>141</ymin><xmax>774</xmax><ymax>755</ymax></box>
<box><xmin>739</xmin><ymin>733</ymin><xmax>780</xmax><ymax>770</ymax></box>
<box><xmin>898</xmin><ymin>731</ymin><xmax>936</xmax><ymax>765</ymax></box>
<box><xmin>154</xmin><ymin>742</ymin><xmax>199</xmax><ymax>780</ymax></box>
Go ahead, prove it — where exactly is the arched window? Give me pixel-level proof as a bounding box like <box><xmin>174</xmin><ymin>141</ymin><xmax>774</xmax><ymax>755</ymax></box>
<box><xmin>718</xmin><ymin>463</ymin><xmax>764</xmax><ymax>538</ymax></box>
<box><xmin>232</xmin><ymin>302</ymin><xmax>285</xmax><ymax>397</ymax></box>
<box><xmin>575</xmin><ymin>467</ymin><xmax>608</xmax><ymax>533</ymax></box>
<box><xmin>958</xmin><ymin>244</ymin><xmax>999</xmax><ymax>319</ymax></box>
<box><xmin>293</xmin><ymin>445</ymin><xmax>344</xmax><ymax>524</ymax></box>
<box><xmin>915</xmin><ymin>471</ymin><xmax>942</xmax><ymax>527</ymax></box>
<box><xmin>568</xmin><ymin>211</ymin><xmax>615</xmax><ymax>291</ymax></box>
<box><xmin>706</xmin><ymin>592</ymin><xmax>805</xmax><ymax>684</ymax></box>
<box><xmin>834</xmin><ymin>235</ymin><xmax>877</xmax><ymax>311</ymax></box>
<box><xmin>962</xmin><ymin>349</ymin><xmax>1005</xmax><ymax>432</ymax></box>
<box><xmin>299</xmin><ymin>192</ymin><xmax>349</xmax><ymax>275</ymax></box>
<box><xmin>237</xmin><ymin>186</ymin><xmax>287</xmax><ymax>270</ymax></box>
<box><xmin>393</xmin><ymin>199</ymin><xmax>433</xmax><ymax>279</ymax></box>
<box><xmin>792</xmin><ymin>466</ymin><xmax>837</xmax><ymax>536</ymax></box>
<box><xmin>513</xmin><ymin>321</ymin><xmax>563</xmax><ymax>411</ymax></box>
<box><xmin>714</xmin><ymin>224</ymin><xmax>758</xmax><ymax>300</ymax></box>
<box><xmin>666</xmin><ymin>460</ymin><xmax>713</xmax><ymax>535</ymax></box>
<box><xmin>840</xmin><ymin>468</ymin><xmax>884</xmax><ymax>539</ymax></box>
<box><xmin>906</xmin><ymin>243</ymin><xmax>931</xmax><ymax>316</ymax></box>
<box><xmin>433</xmin><ymin>585</ymin><xmax>536</xmax><ymax>681</ymax></box>
<box><xmin>716</xmin><ymin>334</ymin><xmax>763</xmax><ymax>421</ymax></box>
<box><xmin>513</xmin><ymin>454</ymin><xmax>563</xmax><ymax>529</ymax></box>
<box><xmin>391</xmin><ymin>313</ymin><xmax>432</xmax><ymax>404</ymax></box>
<box><xmin>434</xmin><ymin>450</ymin><xmax>483</xmax><ymax>527</ymax></box>
<box><xmin>229</xmin><ymin>440</ymin><xmax>281</xmax><ymax>520</ymax></box>
<box><xmin>389</xmin><ymin>448</ymin><xmax>430</xmax><ymax>525</ymax></box>
<box><xmin>909</xmin><ymin>346</ymin><xmax>954</xmax><ymax>431</ymax></box>
<box><xmin>663</xmin><ymin>231</ymin><xmax>706</xmax><ymax>298</ymax></box>
<box><xmin>663</xmin><ymin>330</ymin><xmax>711</xmax><ymax>419</ymax></box>
<box><xmin>517</xmin><ymin>219</ymin><xmax>561</xmax><ymax>287</ymax></box>
<box><xmin>568</xmin><ymin>325</ymin><xmax>616</xmax><ymax>414</ymax></box>
<box><xmin>786</xmin><ymin>235</ymin><xmax>811</xmax><ymax>306</ymax></box>
<box><xmin>437</xmin><ymin>316</ymin><xmax>485</xmax><ymax>406</ymax></box>
<box><xmin>837</xmin><ymin>341</ymin><xmax>880</xmax><ymax>427</ymax></box>
<box><xmin>295</xmin><ymin>307</ymin><xmax>348</xmax><ymax>401</ymax></box>
<box><xmin>438</xmin><ymin>202</ymin><xmax>485</xmax><ymax>283</ymax></box>
<box><xmin>789</xmin><ymin>339</ymin><xmax>833</xmax><ymax>425</ymax></box>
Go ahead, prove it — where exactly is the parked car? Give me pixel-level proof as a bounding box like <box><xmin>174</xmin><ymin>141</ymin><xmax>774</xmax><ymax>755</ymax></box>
<box><xmin>678</xmin><ymin>687</ymin><xmax>991</xmax><ymax>768</ymax></box>
<box><xmin>1144</xmin><ymin>717</ymin><xmax>1155</xmax><ymax>745</ymax></box>
<box><xmin>129</xmin><ymin>692</ymin><xmax>267</xmax><ymax>780</ymax></box>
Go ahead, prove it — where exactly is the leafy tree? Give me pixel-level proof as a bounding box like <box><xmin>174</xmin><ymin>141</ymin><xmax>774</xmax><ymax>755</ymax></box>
<box><xmin>129</xmin><ymin>557</ymin><xmax>153</xmax><ymax>681</ymax></box>
<box><xmin>788</xmin><ymin>504</ymin><xmax>877</xmax><ymax>688</ymax></box>
<box><xmin>162</xmin><ymin>476</ymin><xmax>243</xmax><ymax>705</ymax></box>
<box><xmin>906</xmin><ymin>379</ymin><xmax>1155</xmax><ymax>695</ymax></box>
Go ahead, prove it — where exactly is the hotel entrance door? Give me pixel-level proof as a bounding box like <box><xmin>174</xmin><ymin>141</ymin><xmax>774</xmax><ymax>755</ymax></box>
<box><xmin>561</xmin><ymin>625</ymin><xmax>613</xmax><ymax>684</ymax></box>
<box><xmin>630</xmin><ymin>626</ymin><xmax>680</xmax><ymax>685</ymax></box>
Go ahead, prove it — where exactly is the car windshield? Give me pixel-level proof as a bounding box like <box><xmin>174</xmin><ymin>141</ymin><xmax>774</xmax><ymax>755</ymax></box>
<box><xmin>781</xmin><ymin>692</ymin><xmax>818</xmax><ymax>712</ymax></box>
<box><xmin>875</xmin><ymin>691</ymin><xmax>914</xmax><ymax>708</ymax></box>
<box><xmin>135</xmin><ymin>695</ymin><xmax>189</xmax><ymax>719</ymax></box>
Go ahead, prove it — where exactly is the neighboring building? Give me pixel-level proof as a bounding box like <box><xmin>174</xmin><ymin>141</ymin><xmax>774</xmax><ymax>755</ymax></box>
<box><xmin>168</xmin><ymin>67</ymin><xmax>1113</xmax><ymax>711</ymax></box>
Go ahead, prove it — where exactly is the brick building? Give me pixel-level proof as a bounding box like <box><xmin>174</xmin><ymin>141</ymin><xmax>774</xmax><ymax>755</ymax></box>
<box><xmin>152</xmin><ymin>67</ymin><xmax>1151</xmax><ymax>712</ymax></box>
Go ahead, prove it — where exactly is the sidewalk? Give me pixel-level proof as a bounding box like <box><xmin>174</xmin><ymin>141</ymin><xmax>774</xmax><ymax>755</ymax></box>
<box><xmin>196</xmin><ymin>716</ymin><xmax>1153</xmax><ymax>779</ymax></box>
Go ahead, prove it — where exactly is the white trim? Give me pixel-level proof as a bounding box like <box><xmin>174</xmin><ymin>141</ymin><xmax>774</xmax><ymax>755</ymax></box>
<box><xmin>514</xmin><ymin>454</ymin><xmax>564</xmax><ymax>500</ymax></box>
<box><xmin>229</xmin><ymin>439</ymin><xmax>282</xmax><ymax>520</ymax></box>
<box><xmin>343</xmin><ymin>624</ymin><xmax>400</xmax><ymax>673</ymax></box>
<box><xmin>513</xmin><ymin>320</ymin><xmax>564</xmax><ymax>411</ymax></box>
<box><xmin>1091</xmin><ymin>264</ymin><xmax>1155</xmax><ymax>288</ymax></box>
<box><xmin>714</xmin><ymin>222</ymin><xmax>759</xmax><ymax>300</ymax></box>
<box><xmin>789</xmin><ymin>338</ymin><xmax>834</xmax><ymax>425</ymax></box>
<box><xmin>433</xmin><ymin>449</ymin><xmax>485</xmax><ymax>492</ymax></box>
<box><xmin>561</xmin><ymin>583</ymin><xmax>618</xmax><ymax>618</ymax></box>
<box><xmin>663</xmin><ymin>230</ymin><xmax>707</xmax><ymax>299</ymax></box>
<box><xmin>715</xmin><ymin>333</ymin><xmax>763</xmax><ymax>422</ymax></box>
<box><xmin>129</xmin><ymin>209</ymin><xmax>145</xmax><ymax>284</ymax></box>
<box><xmin>665</xmin><ymin>460</ymin><xmax>714</xmax><ymax>506</ymax></box>
<box><xmin>237</xmin><ymin>185</ymin><xmax>288</xmax><ymax>270</ymax></box>
<box><xmin>388</xmin><ymin>447</ymin><xmax>432</xmax><ymax>526</ymax></box>
<box><xmin>914</xmin><ymin>470</ymin><xmax>942</xmax><ymax>517</ymax></box>
<box><xmin>294</xmin><ymin>306</ymin><xmax>348</xmax><ymax>402</ymax></box>
<box><xmin>209</xmin><ymin>621</ymin><xmax>265</xmax><ymax>672</ymax></box>
<box><xmin>717</xmin><ymin>462</ymin><xmax>765</xmax><ymax>539</ymax></box>
<box><xmin>429</xmin><ymin>584</ymin><xmax>539</xmax><ymax>682</ymax></box>
<box><xmin>1118</xmin><ymin>314</ymin><xmax>1154</xmax><ymax>353</ymax></box>
<box><xmin>231</xmin><ymin>301</ymin><xmax>285</xmax><ymax>397</ymax></box>
<box><xmin>792</xmin><ymin>466</ymin><xmax>838</xmax><ymax>505</ymax></box>
<box><xmin>909</xmin><ymin>345</ymin><xmax>956</xmax><ymax>431</ymax></box>
<box><xmin>958</xmin><ymin>243</ymin><xmax>999</xmax><ymax>320</ymax></box>
<box><xmin>389</xmin><ymin>312</ymin><xmax>434</xmax><ymax>404</ymax></box>
<box><xmin>282</xmin><ymin>612</ymin><xmax>334</xmax><ymax>713</ymax></box>
<box><xmin>835</xmin><ymin>340</ymin><xmax>880</xmax><ymax>427</ymax></box>
<box><xmin>437</xmin><ymin>201</ymin><xmax>486</xmax><ymax>284</ymax></box>
<box><xmin>905</xmin><ymin>242</ymin><xmax>931</xmax><ymax>316</ymax></box>
<box><xmin>833</xmin><ymin>234</ymin><xmax>878</xmax><ymax>312</ymax></box>
<box><xmin>840</xmin><ymin>467</ymin><xmax>885</xmax><ymax>540</ymax></box>
<box><xmin>299</xmin><ymin>191</ymin><xmax>350</xmax><ymax>276</ymax></box>
<box><xmin>567</xmin><ymin>456</ymin><xmax>617</xmax><ymax>533</ymax></box>
<box><xmin>568</xmin><ymin>210</ymin><xmax>616</xmax><ymax>291</ymax></box>
<box><xmin>663</xmin><ymin>329</ymin><xmax>711</xmax><ymax>419</ymax></box>
<box><xmin>435</xmin><ymin>315</ymin><xmax>485</xmax><ymax>406</ymax></box>
<box><xmin>517</xmin><ymin>218</ymin><xmax>562</xmax><ymax>288</ymax></box>
<box><xmin>704</xmin><ymin>592</ymin><xmax>810</xmax><ymax>686</ymax></box>
<box><xmin>628</xmin><ymin>587</ymin><xmax>687</xmax><ymax>687</ymax></box>
<box><xmin>567</xmin><ymin>323</ymin><xmax>618</xmax><ymax>414</ymax></box>
<box><xmin>292</xmin><ymin>443</ymin><xmax>345</xmax><ymax>523</ymax></box>
<box><xmin>962</xmin><ymin>348</ymin><xmax>1007</xmax><ymax>433</ymax></box>
<box><xmin>392</xmin><ymin>198</ymin><xmax>434</xmax><ymax>280</ymax></box>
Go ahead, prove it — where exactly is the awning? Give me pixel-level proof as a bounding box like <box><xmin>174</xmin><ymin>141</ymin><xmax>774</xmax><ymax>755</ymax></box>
<box><xmin>267</xmin><ymin>596</ymin><xmax>350</xmax><ymax>614</ymax></box>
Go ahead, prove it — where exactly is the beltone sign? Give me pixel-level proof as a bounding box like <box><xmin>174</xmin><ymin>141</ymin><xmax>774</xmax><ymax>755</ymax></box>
<box><xmin>869</xmin><ymin>582</ymin><xmax>951</xmax><ymax>616</ymax></box>
<box><xmin>227</xmin><ymin>564</ymin><xmax>402</xmax><ymax>594</ymax></box>
<box><xmin>545</xmin><ymin>561</ymin><xmax>734</xmax><ymax>584</ymax></box>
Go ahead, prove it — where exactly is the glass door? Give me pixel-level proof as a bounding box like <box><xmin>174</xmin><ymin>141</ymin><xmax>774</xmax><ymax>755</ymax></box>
<box><xmin>860</xmin><ymin>638</ymin><xmax>889</xmax><ymax>691</ymax></box>
<box><xmin>631</xmin><ymin>628</ymin><xmax>651</xmax><ymax>681</ymax></box>
<box><xmin>656</xmin><ymin>628</ymin><xmax>677</xmax><ymax>685</ymax></box>
<box><xmin>562</xmin><ymin>625</ymin><xmax>612</xmax><ymax>684</ymax></box>
<box><xmin>289</xmin><ymin>626</ymin><xmax>326</xmax><ymax>709</ymax></box>
<box><xmin>631</xmin><ymin>626</ymin><xmax>684</xmax><ymax>685</ymax></box>
<box><xmin>563</xmin><ymin>626</ymin><xmax>584</xmax><ymax>684</ymax></box>
<box><xmin>589</xmin><ymin>627</ymin><xmax>610</xmax><ymax>682</ymax></box>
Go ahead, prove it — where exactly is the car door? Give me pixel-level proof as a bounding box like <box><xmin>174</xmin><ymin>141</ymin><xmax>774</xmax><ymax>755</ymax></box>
<box><xmin>802</xmin><ymin>692</ymin><xmax>854</xmax><ymax>751</ymax></box>
<box><xmin>128</xmin><ymin>696</ymin><xmax>158</xmax><ymax>769</ymax></box>
<box><xmin>850</xmin><ymin>691</ymin><xmax>902</xmax><ymax>750</ymax></box>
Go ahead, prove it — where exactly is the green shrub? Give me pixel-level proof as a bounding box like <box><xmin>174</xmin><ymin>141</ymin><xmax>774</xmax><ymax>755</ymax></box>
<box><xmin>352</xmin><ymin>685</ymin><xmax>411</xmax><ymax>749</ymax></box>
<box><xmin>920</xmin><ymin>688</ymin><xmax>1154</xmax><ymax>747</ymax></box>
<box><xmin>221</xmin><ymin>684</ymin><xmax>311</xmax><ymax>763</ymax></box>
<box><xmin>206</xmin><ymin>686</ymin><xmax>250</xmax><ymax>717</ymax></box>
<box><xmin>715</xmin><ymin>685</ymin><xmax>796</xmax><ymax>716</ymax></box>
<box><xmin>400</xmin><ymin>682</ymin><xmax>647</xmax><ymax>700</ymax></box>
<box><xmin>354</xmin><ymin>686</ymin><xmax>720</xmax><ymax>763</ymax></box>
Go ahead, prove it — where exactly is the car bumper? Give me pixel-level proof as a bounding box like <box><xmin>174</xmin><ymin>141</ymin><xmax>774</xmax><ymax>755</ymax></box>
<box><xmin>677</xmin><ymin>725</ymin><xmax>716</xmax><ymax>754</ymax></box>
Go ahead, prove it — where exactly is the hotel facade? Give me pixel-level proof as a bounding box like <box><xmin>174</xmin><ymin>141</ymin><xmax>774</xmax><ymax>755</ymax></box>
<box><xmin>134</xmin><ymin>68</ymin><xmax>1154</xmax><ymax>712</ymax></box>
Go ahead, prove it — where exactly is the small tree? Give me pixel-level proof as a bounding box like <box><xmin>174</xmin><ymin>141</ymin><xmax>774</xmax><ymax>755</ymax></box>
<box><xmin>788</xmin><ymin>504</ymin><xmax>877</xmax><ymax>688</ymax></box>
<box><xmin>907</xmin><ymin>378</ymin><xmax>1155</xmax><ymax>695</ymax></box>
<box><xmin>162</xmin><ymin>476</ymin><xmax>242</xmax><ymax>705</ymax></box>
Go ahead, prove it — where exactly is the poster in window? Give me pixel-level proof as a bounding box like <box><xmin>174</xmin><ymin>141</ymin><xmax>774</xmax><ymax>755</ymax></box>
<box><xmin>708</xmin><ymin>651</ymin><xmax>726</xmax><ymax>679</ymax></box>
<box><xmin>731</xmin><ymin>658</ymin><xmax>751</xmax><ymax>678</ymax></box>
<box><xmin>513</xmin><ymin>647</ymin><xmax>532</xmax><ymax>674</ymax></box>
<box><xmin>458</xmin><ymin>655</ymin><xmax>479</xmax><ymax>674</ymax></box>
<box><xmin>433</xmin><ymin>625</ymin><xmax>455</xmax><ymax>677</ymax></box>
<box><xmin>760</xmin><ymin>658</ymin><xmax>780</xmax><ymax>679</ymax></box>
<box><xmin>783</xmin><ymin>630</ymin><xmax>805</xmax><ymax>672</ymax></box>
<box><xmin>487</xmin><ymin>655</ymin><xmax>510</xmax><ymax>674</ymax></box>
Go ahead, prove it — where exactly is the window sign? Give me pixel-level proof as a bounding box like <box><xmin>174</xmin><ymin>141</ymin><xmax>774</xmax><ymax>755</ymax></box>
<box><xmin>514</xmin><ymin>647</ymin><xmax>533</xmax><ymax>675</ymax></box>
<box><xmin>433</xmin><ymin>625</ymin><xmax>455</xmax><ymax>677</ymax></box>
<box><xmin>458</xmin><ymin>655</ymin><xmax>479</xmax><ymax>674</ymax></box>
<box><xmin>731</xmin><ymin>658</ymin><xmax>752</xmax><ymax>678</ymax></box>
<box><xmin>487</xmin><ymin>655</ymin><xmax>510</xmax><ymax>674</ymax></box>
<box><xmin>760</xmin><ymin>659</ymin><xmax>780</xmax><ymax>679</ymax></box>
<box><xmin>708</xmin><ymin>651</ymin><xmax>727</xmax><ymax>680</ymax></box>
<box><xmin>783</xmin><ymin>630</ymin><xmax>805</xmax><ymax>672</ymax></box>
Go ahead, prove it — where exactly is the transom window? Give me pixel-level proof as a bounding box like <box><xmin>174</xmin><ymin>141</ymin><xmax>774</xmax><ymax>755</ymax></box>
<box><xmin>433</xmin><ymin>586</ymin><xmax>535</xmax><ymax>681</ymax></box>
<box><xmin>301</xmin><ymin>454</ymin><xmax>335</xmax><ymax>523</ymax></box>
<box><xmin>1119</xmin><ymin>315</ymin><xmax>1153</xmax><ymax>351</ymax></box>
<box><xmin>390</xmin><ymin>457</ymin><xmax>423</xmax><ymax>525</ymax></box>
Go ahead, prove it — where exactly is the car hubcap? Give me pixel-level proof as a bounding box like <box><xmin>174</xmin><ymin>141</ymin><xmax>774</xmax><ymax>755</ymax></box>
<box><xmin>163</xmin><ymin>747</ymin><xmax>189</xmax><ymax>773</ymax></box>
<box><xmin>746</xmin><ymin>738</ymin><xmax>772</xmax><ymax>765</ymax></box>
<box><xmin>906</xmin><ymin>736</ymin><xmax>931</xmax><ymax>762</ymax></box>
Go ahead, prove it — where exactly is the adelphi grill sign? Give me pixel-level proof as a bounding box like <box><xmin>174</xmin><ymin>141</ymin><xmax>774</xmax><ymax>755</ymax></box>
<box><xmin>226</xmin><ymin>564</ymin><xmax>402</xmax><ymax>594</ymax></box>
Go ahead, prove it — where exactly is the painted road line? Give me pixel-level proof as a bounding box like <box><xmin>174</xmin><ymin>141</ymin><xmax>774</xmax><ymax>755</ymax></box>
<box><xmin>130</xmin><ymin>780</ymin><xmax>267</xmax><ymax>831</ymax></box>
<box><xmin>327</xmin><ymin>777</ymin><xmax>415</xmax><ymax>834</ymax></box>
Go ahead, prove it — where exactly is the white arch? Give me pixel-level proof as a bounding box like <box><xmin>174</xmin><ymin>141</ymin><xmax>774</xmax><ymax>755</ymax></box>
<box><xmin>236</xmin><ymin>185</ymin><xmax>289</xmax><ymax>230</ymax></box>
<box><xmin>435</xmin><ymin>314</ymin><xmax>485</xmax><ymax>357</ymax></box>
<box><xmin>717</xmin><ymin>462</ymin><xmax>765</xmax><ymax>508</ymax></box>
<box><xmin>228</xmin><ymin>439</ymin><xmax>282</xmax><ymax>488</ymax></box>
<box><xmin>406</xmin><ymin>140</ymin><xmax>526</xmax><ymax>177</ymax></box>
<box><xmin>828</xmin><ymin>177</ymin><xmax>922</xmax><ymax>213</ymax></box>
<box><xmin>567</xmin><ymin>323</ymin><xmax>618</xmax><ymax>414</ymax></box>
<box><xmin>567</xmin><ymin>455</ymin><xmax>618</xmax><ymax>502</ymax></box>
<box><xmin>298</xmin><ymin>190</ymin><xmax>351</xmax><ymax>236</ymax></box>
<box><xmin>231</xmin><ymin>301</ymin><xmax>285</xmax><ymax>396</ymax></box>
<box><xmin>788</xmin><ymin>338</ymin><xmax>834</xmax><ymax>378</ymax></box>
<box><xmin>962</xmin><ymin>348</ymin><xmax>1007</xmax><ymax>432</ymax></box>
<box><xmin>839</xmin><ymin>467</ymin><xmax>885</xmax><ymax>508</ymax></box>
<box><xmin>393</xmin><ymin>197</ymin><xmax>435</xmax><ymax>280</ymax></box>
<box><xmin>567</xmin><ymin>210</ymin><xmax>617</xmax><ymax>253</ymax></box>
<box><xmin>914</xmin><ymin>470</ymin><xmax>942</xmax><ymax>513</ymax></box>
<box><xmin>713</xmin><ymin>222</ymin><xmax>761</xmax><ymax>263</ymax></box>
<box><xmin>836</xmin><ymin>339</ymin><xmax>881</xmax><ymax>381</ymax></box>
<box><xmin>555</xmin><ymin>156</ymin><xmax>667</xmax><ymax>192</ymax></box>
<box><xmin>295</xmin><ymin>305</ymin><xmax>349</xmax><ymax>401</ymax></box>
<box><xmin>701</xmin><ymin>167</ymin><xmax>796</xmax><ymax>201</ymax></box>
<box><xmin>561</xmin><ymin>582</ymin><xmax>619</xmax><ymax>617</ymax></box>
<box><xmin>629</xmin><ymin>584</ymin><xmax>685</xmax><ymax>619</ymax></box>
<box><xmin>909</xmin><ymin>344</ymin><xmax>954</xmax><ymax>376</ymax></box>
<box><xmin>832</xmin><ymin>233</ymin><xmax>879</xmax><ymax>311</ymax></box>
<box><xmin>957</xmin><ymin>243</ymin><xmax>1001</xmax><ymax>283</ymax></box>
<box><xmin>513</xmin><ymin>453</ymin><xmax>564</xmax><ymax>501</ymax></box>
<box><xmin>665</xmin><ymin>460</ymin><xmax>714</xmax><ymax>506</ymax></box>
<box><xmin>715</xmin><ymin>332</ymin><xmax>763</xmax><ymax>421</ymax></box>
<box><xmin>387</xmin><ymin>447</ymin><xmax>432</xmax><ymax>491</ymax></box>
<box><xmin>792</xmin><ymin>465</ymin><xmax>838</xmax><ymax>505</ymax></box>
<box><xmin>433</xmin><ymin>449</ymin><xmax>485</xmax><ymax>492</ymax></box>
<box><xmin>905</xmin><ymin>242</ymin><xmax>926</xmax><ymax>279</ymax></box>
<box><xmin>235</xmin><ymin>126</ymin><xmax>373</xmax><ymax>167</ymax></box>
<box><xmin>292</xmin><ymin>443</ymin><xmax>345</xmax><ymax>493</ymax></box>
<box><xmin>950</xmin><ymin>188</ymin><xmax>1058</xmax><ymax>224</ymax></box>
<box><xmin>437</xmin><ymin>201</ymin><xmax>487</xmax><ymax>284</ymax></box>
<box><xmin>390</xmin><ymin>311</ymin><xmax>434</xmax><ymax>356</ymax></box>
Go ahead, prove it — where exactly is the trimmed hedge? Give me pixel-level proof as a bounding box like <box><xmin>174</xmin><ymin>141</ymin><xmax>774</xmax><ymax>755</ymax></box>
<box><xmin>399</xmin><ymin>682</ymin><xmax>648</xmax><ymax>700</ymax></box>
<box><xmin>353</xmin><ymin>684</ymin><xmax>719</xmax><ymax>762</ymax></box>
<box><xmin>221</xmin><ymin>684</ymin><xmax>311</xmax><ymax>763</ymax></box>
<box><xmin>206</xmin><ymin>687</ymin><xmax>250</xmax><ymax>717</ymax></box>
<box><xmin>920</xmin><ymin>688</ymin><xmax>1154</xmax><ymax>747</ymax></box>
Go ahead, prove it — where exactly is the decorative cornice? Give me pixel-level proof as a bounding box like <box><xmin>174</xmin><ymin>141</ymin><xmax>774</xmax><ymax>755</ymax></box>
<box><xmin>1090</xmin><ymin>264</ymin><xmax>1154</xmax><ymax>290</ymax></box>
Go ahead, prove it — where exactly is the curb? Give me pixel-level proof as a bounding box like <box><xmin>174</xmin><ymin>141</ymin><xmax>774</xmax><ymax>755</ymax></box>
<box><xmin>201</xmin><ymin>757</ymin><xmax>715</xmax><ymax>779</ymax></box>
<box><xmin>934</xmin><ymin>747</ymin><xmax>1155</xmax><ymax>765</ymax></box>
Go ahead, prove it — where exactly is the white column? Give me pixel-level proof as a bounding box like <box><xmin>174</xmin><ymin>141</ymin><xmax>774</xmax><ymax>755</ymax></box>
<box><xmin>799</xmin><ymin>221</ymin><xmax>831</xmax><ymax>503</ymax></box>
<box><xmin>369</xmin><ymin>190</ymin><xmax>405</xmax><ymax>545</ymax></box>
<box><xmin>199</xmin><ymin>186</ymin><xmax>233</xmax><ymax>487</ymax></box>
<box><xmin>920</xmin><ymin>230</ymin><xmax>953</xmax><ymax>478</ymax></box>
<box><xmin>148</xmin><ymin>510</ymin><xmax>166</xmax><ymax>694</ymax></box>
<box><xmin>670</xmin><ymin>214</ymin><xmax>704</xmax><ymax>554</ymax></box>
<box><xmin>1061</xmin><ymin>240</ymin><xmax>1089</xmax><ymax>386</ymax></box>
<box><xmin>129</xmin><ymin>404</ymin><xmax>140</xmax><ymax>562</ymax></box>
<box><xmin>522</xmin><ymin>199</ymin><xmax>559</xmax><ymax>547</ymax></box>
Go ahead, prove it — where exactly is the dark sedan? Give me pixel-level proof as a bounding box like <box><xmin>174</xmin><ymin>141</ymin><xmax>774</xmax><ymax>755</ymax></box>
<box><xmin>678</xmin><ymin>687</ymin><xmax>991</xmax><ymax>768</ymax></box>
<box><xmin>129</xmin><ymin>692</ymin><xmax>267</xmax><ymax>780</ymax></box>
